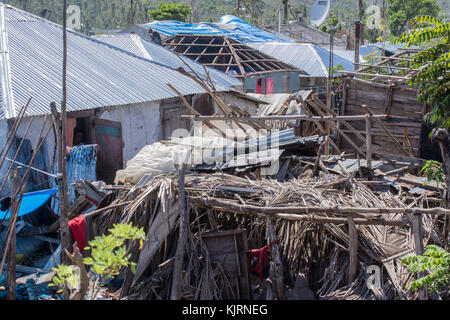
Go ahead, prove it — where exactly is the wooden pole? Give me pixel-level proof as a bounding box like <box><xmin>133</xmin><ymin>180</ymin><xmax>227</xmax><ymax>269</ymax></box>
<box><xmin>354</xmin><ymin>21</ymin><xmax>361</xmax><ymax>70</ymax></box>
<box><xmin>170</xmin><ymin>164</ymin><xmax>187</xmax><ymax>300</ymax></box>
<box><xmin>412</xmin><ymin>213</ymin><xmax>428</xmax><ymax>300</ymax></box>
<box><xmin>347</xmin><ymin>217</ymin><xmax>358</xmax><ymax>284</ymax></box>
<box><xmin>266</xmin><ymin>216</ymin><xmax>284</xmax><ymax>300</ymax></box>
<box><xmin>6</xmin><ymin>166</ymin><xmax>21</xmax><ymax>300</ymax></box>
<box><xmin>365</xmin><ymin>115</ymin><xmax>372</xmax><ymax>172</ymax></box>
<box><xmin>58</xmin><ymin>0</ymin><xmax>71</xmax><ymax>266</ymax></box>
<box><xmin>189</xmin><ymin>197</ymin><xmax>450</xmax><ymax>216</ymax></box>
<box><xmin>182</xmin><ymin>114</ymin><xmax>387</xmax><ymax>121</ymax></box>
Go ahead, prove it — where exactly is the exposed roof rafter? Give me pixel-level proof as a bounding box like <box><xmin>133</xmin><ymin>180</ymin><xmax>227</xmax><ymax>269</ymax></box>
<box><xmin>162</xmin><ymin>34</ymin><xmax>305</xmax><ymax>78</ymax></box>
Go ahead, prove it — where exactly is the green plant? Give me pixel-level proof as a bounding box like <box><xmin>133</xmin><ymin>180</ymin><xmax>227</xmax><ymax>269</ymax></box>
<box><xmin>420</xmin><ymin>160</ymin><xmax>445</xmax><ymax>193</ymax></box>
<box><xmin>49</xmin><ymin>222</ymin><xmax>145</xmax><ymax>300</ymax></box>
<box><xmin>149</xmin><ymin>3</ymin><xmax>192</xmax><ymax>22</ymax></box>
<box><xmin>388</xmin><ymin>0</ymin><xmax>440</xmax><ymax>37</ymax></box>
<box><xmin>392</xmin><ymin>15</ymin><xmax>450</xmax><ymax>129</ymax></box>
<box><xmin>401</xmin><ymin>245</ymin><xmax>449</xmax><ymax>294</ymax></box>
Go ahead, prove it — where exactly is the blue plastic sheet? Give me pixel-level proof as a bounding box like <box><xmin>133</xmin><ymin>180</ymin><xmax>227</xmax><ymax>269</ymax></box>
<box><xmin>146</xmin><ymin>15</ymin><xmax>294</xmax><ymax>44</ymax></box>
<box><xmin>0</xmin><ymin>188</ymin><xmax>57</xmax><ymax>219</ymax></box>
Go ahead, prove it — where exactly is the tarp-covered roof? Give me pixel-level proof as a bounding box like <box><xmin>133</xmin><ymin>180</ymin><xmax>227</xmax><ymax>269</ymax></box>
<box><xmin>249</xmin><ymin>43</ymin><xmax>355</xmax><ymax>78</ymax></box>
<box><xmin>145</xmin><ymin>15</ymin><xmax>294</xmax><ymax>44</ymax></box>
<box><xmin>0</xmin><ymin>3</ymin><xmax>232</xmax><ymax>120</ymax></box>
<box><xmin>92</xmin><ymin>33</ymin><xmax>242</xmax><ymax>88</ymax></box>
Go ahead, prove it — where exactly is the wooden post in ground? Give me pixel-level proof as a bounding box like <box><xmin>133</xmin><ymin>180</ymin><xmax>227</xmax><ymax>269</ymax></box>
<box><xmin>412</xmin><ymin>212</ymin><xmax>428</xmax><ymax>300</ymax></box>
<box><xmin>170</xmin><ymin>164</ymin><xmax>187</xmax><ymax>300</ymax></box>
<box><xmin>365</xmin><ymin>115</ymin><xmax>372</xmax><ymax>177</ymax></box>
<box><xmin>266</xmin><ymin>216</ymin><xmax>284</xmax><ymax>300</ymax></box>
<box><xmin>6</xmin><ymin>166</ymin><xmax>21</xmax><ymax>300</ymax></box>
<box><xmin>347</xmin><ymin>217</ymin><xmax>358</xmax><ymax>284</ymax></box>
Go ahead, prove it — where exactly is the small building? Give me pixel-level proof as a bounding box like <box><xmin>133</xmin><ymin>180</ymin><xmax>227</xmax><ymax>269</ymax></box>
<box><xmin>161</xmin><ymin>34</ymin><xmax>307</xmax><ymax>94</ymax></box>
<box><xmin>249</xmin><ymin>42</ymin><xmax>355</xmax><ymax>94</ymax></box>
<box><xmin>0</xmin><ymin>4</ymin><xmax>257</xmax><ymax>191</ymax></box>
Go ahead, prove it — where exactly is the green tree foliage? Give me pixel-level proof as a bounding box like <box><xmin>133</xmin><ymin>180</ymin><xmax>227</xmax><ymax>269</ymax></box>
<box><xmin>389</xmin><ymin>0</ymin><xmax>441</xmax><ymax>37</ymax></box>
<box><xmin>392</xmin><ymin>15</ymin><xmax>450</xmax><ymax>129</ymax></box>
<box><xmin>319</xmin><ymin>10</ymin><xmax>341</xmax><ymax>33</ymax></box>
<box><xmin>49</xmin><ymin>222</ymin><xmax>145</xmax><ymax>300</ymax></box>
<box><xmin>401</xmin><ymin>245</ymin><xmax>449</xmax><ymax>294</ymax></box>
<box><xmin>148</xmin><ymin>2</ymin><xmax>192</xmax><ymax>22</ymax></box>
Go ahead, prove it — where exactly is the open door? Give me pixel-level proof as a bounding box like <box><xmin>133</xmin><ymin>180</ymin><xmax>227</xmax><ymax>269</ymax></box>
<box><xmin>92</xmin><ymin>119</ymin><xmax>123</xmax><ymax>184</ymax></box>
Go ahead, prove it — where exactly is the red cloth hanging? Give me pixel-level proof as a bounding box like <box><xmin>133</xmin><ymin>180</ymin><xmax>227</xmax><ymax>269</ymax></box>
<box><xmin>247</xmin><ymin>241</ymin><xmax>279</xmax><ymax>280</ymax></box>
<box><xmin>68</xmin><ymin>215</ymin><xmax>87</xmax><ymax>253</ymax></box>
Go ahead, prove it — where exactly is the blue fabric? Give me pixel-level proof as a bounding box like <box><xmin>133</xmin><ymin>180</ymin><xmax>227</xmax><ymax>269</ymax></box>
<box><xmin>146</xmin><ymin>15</ymin><xmax>294</xmax><ymax>44</ymax></box>
<box><xmin>52</xmin><ymin>145</ymin><xmax>98</xmax><ymax>215</ymax></box>
<box><xmin>0</xmin><ymin>188</ymin><xmax>58</xmax><ymax>219</ymax></box>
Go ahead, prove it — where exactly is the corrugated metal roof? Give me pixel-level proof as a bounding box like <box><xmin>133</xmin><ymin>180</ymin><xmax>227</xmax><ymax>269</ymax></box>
<box><xmin>249</xmin><ymin>43</ymin><xmax>355</xmax><ymax>77</ymax></box>
<box><xmin>92</xmin><ymin>33</ymin><xmax>242</xmax><ymax>88</ymax></box>
<box><xmin>0</xmin><ymin>3</ymin><xmax>232</xmax><ymax>120</ymax></box>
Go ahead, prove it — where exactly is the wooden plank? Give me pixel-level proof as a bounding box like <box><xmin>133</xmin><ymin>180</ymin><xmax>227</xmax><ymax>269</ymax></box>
<box><xmin>361</xmin><ymin>105</ymin><xmax>412</xmax><ymax>157</ymax></box>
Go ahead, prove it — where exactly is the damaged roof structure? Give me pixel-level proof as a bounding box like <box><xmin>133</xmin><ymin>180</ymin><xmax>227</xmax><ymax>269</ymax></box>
<box><xmin>91</xmin><ymin>33</ymin><xmax>243</xmax><ymax>90</ymax></box>
<box><xmin>0</xmin><ymin>3</ymin><xmax>234</xmax><ymax>120</ymax></box>
<box><xmin>161</xmin><ymin>34</ymin><xmax>307</xmax><ymax>94</ymax></box>
<box><xmin>0</xmin><ymin>4</ymin><xmax>449</xmax><ymax>303</ymax></box>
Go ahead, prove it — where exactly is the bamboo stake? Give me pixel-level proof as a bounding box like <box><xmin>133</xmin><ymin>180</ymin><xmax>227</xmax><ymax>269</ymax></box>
<box><xmin>0</xmin><ymin>118</ymin><xmax>34</xmax><ymax>195</ymax></box>
<box><xmin>6</xmin><ymin>166</ymin><xmax>20</xmax><ymax>300</ymax></box>
<box><xmin>0</xmin><ymin>123</ymin><xmax>52</xmax><ymax>284</ymax></box>
<box><xmin>0</xmin><ymin>118</ymin><xmax>53</xmax><ymax>273</ymax></box>
<box><xmin>0</xmin><ymin>98</ymin><xmax>32</xmax><ymax>163</ymax></box>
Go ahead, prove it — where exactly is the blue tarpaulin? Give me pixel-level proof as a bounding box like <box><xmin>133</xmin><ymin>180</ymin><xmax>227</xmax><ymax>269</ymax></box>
<box><xmin>0</xmin><ymin>188</ymin><xmax>58</xmax><ymax>219</ymax></box>
<box><xmin>146</xmin><ymin>15</ymin><xmax>294</xmax><ymax>44</ymax></box>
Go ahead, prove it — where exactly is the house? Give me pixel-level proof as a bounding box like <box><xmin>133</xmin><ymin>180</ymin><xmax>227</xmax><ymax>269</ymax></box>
<box><xmin>0</xmin><ymin>3</ymin><xmax>256</xmax><ymax>190</ymax></box>
<box><xmin>161</xmin><ymin>34</ymin><xmax>307</xmax><ymax>94</ymax></box>
<box><xmin>248</xmin><ymin>42</ymin><xmax>355</xmax><ymax>93</ymax></box>
<box><xmin>91</xmin><ymin>33</ymin><xmax>264</xmax><ymax>114</ymax></box>
<box><xmin>124</xmin><ymin>15</ymin><xmax>295</xmax><ymax>44</ymax></box>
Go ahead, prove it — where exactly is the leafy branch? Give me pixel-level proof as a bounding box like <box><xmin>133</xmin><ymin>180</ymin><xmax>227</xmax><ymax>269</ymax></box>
<box><xmin>401</xmin><ymin>245</ymin><xmax>450</xmax><ymax>294</ymax></box>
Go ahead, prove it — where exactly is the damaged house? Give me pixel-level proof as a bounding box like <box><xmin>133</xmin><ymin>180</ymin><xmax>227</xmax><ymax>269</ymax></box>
<box><xmin>0</xmin><ymin>3</ymin><xmax>260</xmax><ymax>189</ymax></box>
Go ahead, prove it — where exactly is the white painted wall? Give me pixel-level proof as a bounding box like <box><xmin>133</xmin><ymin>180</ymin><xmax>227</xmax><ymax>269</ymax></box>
<box><xmin>98</xmin><ymin>101</ymin><xmax>161</xmax><ymax>165</ymax></box>
<box><xmin>0</xmin><ymin>101</ymin><xmax>161</xmax><ymax>196</ymax></box>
